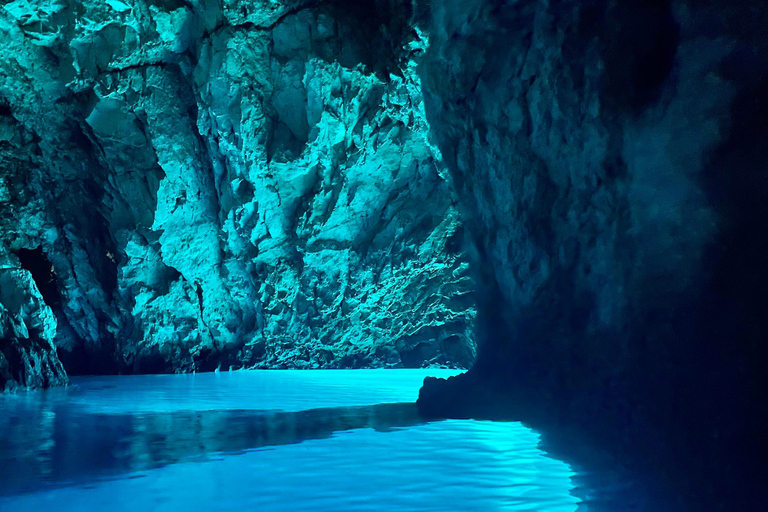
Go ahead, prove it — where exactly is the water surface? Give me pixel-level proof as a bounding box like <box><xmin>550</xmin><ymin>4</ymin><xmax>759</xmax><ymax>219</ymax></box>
<box><xmin>1</xmin><ymin>370</ymin><xmax>588</xmax><ymax>511</ymax></box>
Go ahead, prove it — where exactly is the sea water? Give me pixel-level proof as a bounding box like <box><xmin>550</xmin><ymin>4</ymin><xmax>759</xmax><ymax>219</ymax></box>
<box><xmin>0</xmin><ymin>370</ymin><xmax>593</xmax><ymax>511</ymax></box>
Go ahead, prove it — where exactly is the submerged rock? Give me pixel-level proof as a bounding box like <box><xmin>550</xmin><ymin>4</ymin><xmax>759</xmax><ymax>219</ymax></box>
<box><xmin>0</xmin><ymin>0</ymin><xmax>476</xmax><ymax>386</ymax></box>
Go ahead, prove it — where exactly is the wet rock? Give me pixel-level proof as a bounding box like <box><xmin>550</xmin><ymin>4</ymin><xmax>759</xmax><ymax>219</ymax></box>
<box><xmin>0</xmin><ymin>0</ymin><xmax>475</xmax><ymax>383</ymax></box>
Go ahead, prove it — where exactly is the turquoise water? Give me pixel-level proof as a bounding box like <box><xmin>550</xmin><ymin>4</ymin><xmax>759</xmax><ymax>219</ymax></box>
<box><xmin>0</xmin><ymin>370</ymin><xmax>586</xmax><ymax>511</ymax></box>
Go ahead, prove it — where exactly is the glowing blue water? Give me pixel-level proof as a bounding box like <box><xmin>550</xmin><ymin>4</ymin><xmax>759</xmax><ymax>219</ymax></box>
<box><xmin>0</xmin><ymin>370</ymin><xmax>582</xmax><ymax>512</ymax></box>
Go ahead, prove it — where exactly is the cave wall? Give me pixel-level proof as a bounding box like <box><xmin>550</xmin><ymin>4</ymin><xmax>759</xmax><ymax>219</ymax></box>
<box><xmin>0</xmin><ymin>257</ymin><xmax>68</xmax><ymax>391</ymax></box>
<box><xmin>415</xmin><ymin>0</ymin><xmax>767</xmax><ymax>508</ymax></box>
<box><xmin>0</xmin><ymin>0</ymin><xmax>476</xmax><ymax>388</ymax></box>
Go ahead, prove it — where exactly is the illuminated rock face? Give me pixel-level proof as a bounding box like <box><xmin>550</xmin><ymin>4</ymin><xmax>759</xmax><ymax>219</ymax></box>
<box><xmin>0</xmin><ymin>0</ymin><xmax>475</xmax><ymax>386</ymax></box>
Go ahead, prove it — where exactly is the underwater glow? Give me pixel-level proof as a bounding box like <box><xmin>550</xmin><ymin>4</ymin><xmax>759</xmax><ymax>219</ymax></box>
<box><xmin>0</xmin><ymin>371</ymin><xmax>579</xmax><ymax>512</ymax></box>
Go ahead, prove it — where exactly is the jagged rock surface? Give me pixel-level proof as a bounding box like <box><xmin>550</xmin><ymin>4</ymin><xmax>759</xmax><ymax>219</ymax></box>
<box><xmin>0</xmin><ymin>258</ymin><xmax>68</xmax><ymax>391</ymax></box>
<box><xmin>0</xmin><ymin>0</ymin><xmax>475</xmax><ymax>386</ymax></box>
<box><xmin>416</xmin><ymin>0</ymin><xmax>767</xmax><ymax>509</ymax></box>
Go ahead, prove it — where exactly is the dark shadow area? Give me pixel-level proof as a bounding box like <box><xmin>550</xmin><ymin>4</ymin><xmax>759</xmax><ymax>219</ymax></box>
<box><xmin>599</xmin><ymin>0</ymin><xmax>680</xmax><ymax>113</ymax></box>
<box><xmin>55</xmin><ymin>335</ymin><xmax>121</xmax><ymax>377</ymax></box>
<box><xmin>419</xmin><ymin>375</ymin><xmax>677</xmax><ymax>512</ymax></box>
<box><xmin>0</xmin><ymin>402</ymin><xmax>423</xmax><ymax>498</ymax></box>
<box><xmin>14</xmin><ymin>246</ymin><xmax>120</xmax><ymax>380</ymax></box>
<box><xmin>413</xmin><ymin>1</ymin><xmax>768</xmax><ymax>510</ymax></box>
<box><xmin>419</xmin><ymin>363</ymin><xmax>766</xmax><ymax>512</ymax></box>
<box><xmin>0</xmin><ymin>98</ymin><xmax>13</xmax><ymax>117</ymax></box>
<box><xmin>322</xmin><ymin>0</ymin><xmax>414</xmax><ymax>79</ymax></box>
<box><xmin>14</xmin><ymin>247</ymin><xmax>61</xmax><ymax>309</ymax></box>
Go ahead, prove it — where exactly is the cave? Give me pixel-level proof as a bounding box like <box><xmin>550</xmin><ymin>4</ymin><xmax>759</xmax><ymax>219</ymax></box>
<box><xmin>1</xmin><ymin>1</ymin><xmax>766</xmax><ymax>511</ymax></box>
<box><xmin>13</xmin><ymin>247</ymin><xmax>61</xmax><ymax>309</ymax></box>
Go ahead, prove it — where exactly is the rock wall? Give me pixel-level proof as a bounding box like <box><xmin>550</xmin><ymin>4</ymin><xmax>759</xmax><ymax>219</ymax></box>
<box><xmin>0</xmin><ymin>260</ymin><xmax>68</xmax><ymax>391</ymax></box>
<box><xmin>415</xmin><ymin>0</ymin><xmax>767</xmax><ymax>509</ymax></box>
<box><xmin>0</xmin><ymin>0</ymin><xmax>476</xmax><ymax>387</ymax></box>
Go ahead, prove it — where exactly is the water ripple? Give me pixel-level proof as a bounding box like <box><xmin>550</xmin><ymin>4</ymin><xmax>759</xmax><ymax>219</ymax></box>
<box><xmin>0</xmin><ymin>370</ymin><xmax>612</xmax><ymax>511</ymax></box>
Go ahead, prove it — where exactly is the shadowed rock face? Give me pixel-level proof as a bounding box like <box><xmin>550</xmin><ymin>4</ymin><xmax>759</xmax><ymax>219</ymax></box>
<box><xmin>415</xmin><ymin>0</ymin><xmax>767</xmax><ymax>510</ymax></box>
<box><xmin>0</xmin><ymin>263</ymin><xmax>68</xmax><ymax>391</ymax></box>
<box><xmin>0</xmin><ymin>0</ymin><xmax>476</xmax><ymax>386</ymax></box>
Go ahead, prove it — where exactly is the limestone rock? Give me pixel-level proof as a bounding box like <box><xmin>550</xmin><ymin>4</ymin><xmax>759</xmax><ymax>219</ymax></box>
<box><xmin>0</xmin><ymin>259</ymin><xmax>68</xmax><ymax>391</ymax></box>
<box><xmin>0</xmin><ymin>0</ymin><xmax>475</xmax><ymax>385</ymax></box>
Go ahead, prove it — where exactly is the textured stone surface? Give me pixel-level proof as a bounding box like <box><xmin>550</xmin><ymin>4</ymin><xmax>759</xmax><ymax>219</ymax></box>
<box><xmin>415</xmin><ymin>0</ymin><xmax>767</xmax><ymax>509</ymax></box>
<box><xmin>0</xmin><ymin>257</ymin><xmax>68</xmax><ymax>391</ymax></box>
<box><xmin>0</xmin><ymin>0</ymin><xmax>475</xmax><ymax>386</ymax></box>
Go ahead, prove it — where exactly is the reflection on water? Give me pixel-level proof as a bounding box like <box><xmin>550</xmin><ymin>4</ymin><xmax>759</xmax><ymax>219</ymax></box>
<box><xmin>2</xmin><ymin>402</ymin><xmax>427</xmax><ymax>493</ymax></box>
<box><xmin>0</xmin><ymin>371</ymin><xmax>584</xmax><ymax>511</ymax></box>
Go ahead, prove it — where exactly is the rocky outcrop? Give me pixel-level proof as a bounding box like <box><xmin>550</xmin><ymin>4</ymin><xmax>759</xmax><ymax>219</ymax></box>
<box><xmin>0</xmin><ymin>258</ymin><xmax>68</xmax><ymax>391</ymax></box>
<box><xmin>0</xmin><ymin>0</ymin><xmax>476</xmax><ymax>387</ymax></box>
<box><xmin>415</xmin><ymin>0</ymin><xmax>767</xmax><ymax>510</ymax></box>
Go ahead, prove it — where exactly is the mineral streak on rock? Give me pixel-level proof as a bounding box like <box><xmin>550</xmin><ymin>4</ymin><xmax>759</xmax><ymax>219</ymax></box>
<box><xmin>0</xmin><ymin>0</ymin><xmax>476</xmax><ymax>388</ymax></box>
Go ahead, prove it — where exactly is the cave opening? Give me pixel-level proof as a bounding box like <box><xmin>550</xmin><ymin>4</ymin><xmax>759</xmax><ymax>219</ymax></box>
<box><xmin>322</xmin><ymin>0</ymin><xmax>415</xmax><ymax>79</ymax></box>
<box><xmin>0</xmin><ymin>99</ymin><xmax>12</xmax><ymax>117</ymax></box>
<box><xmin>13</xmin><ymin>247</ymin><xmax>62</xmax><ymax>309</ymax></box>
